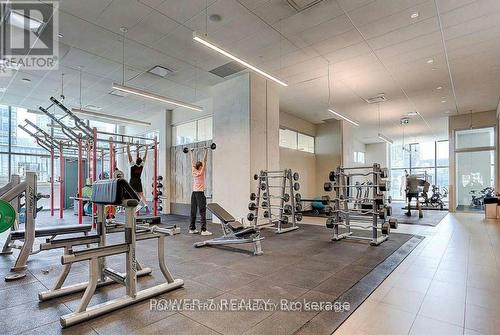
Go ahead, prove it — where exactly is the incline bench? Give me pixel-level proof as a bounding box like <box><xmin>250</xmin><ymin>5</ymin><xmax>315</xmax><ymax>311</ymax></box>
<box><xmin>193</xmin><ymin>203</ymin><xmax>263</xmax><ymax>255</ymax></box>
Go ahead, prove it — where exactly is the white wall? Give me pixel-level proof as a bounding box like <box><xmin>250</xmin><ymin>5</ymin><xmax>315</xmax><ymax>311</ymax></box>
<box><xmin>342</xmin><ymin>122</ymin><xmax>366</xmax><ymax>168</ymax></box>
<box><xmin>279</xmin><ymin>111</ymin><xmax>317</xmax><ymax>200</ymax></box>
<box><xmin>315</xmin><ymin>120</ymin><xmax>342</xmax><ymax>194</ymax></box>
<box><xmin>280</xmin><ymin>112</ymin><xmax>316</xmax><ymax>136</ymax></box>
<box><xmin>365</xmin><ymin>142</ymin><xmax>390</xmax><ymax>168</ymax></box>
<box><xmin>171</xmin><ymin>97</ymin><xmax>213</xmax><ymax>125</ymax></box>
<box><xmin>211</xmin><ymin>73</ymin><xmax>280</xmax><ymax>220</ymax></box>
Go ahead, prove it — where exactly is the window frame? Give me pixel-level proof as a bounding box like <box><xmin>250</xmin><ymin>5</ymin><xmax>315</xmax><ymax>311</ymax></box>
<box><xmin>279</xmin><ymin>127</ymin><xmax>315</xmax><ymax>154</ymax></box>
<box><xmin>172</xmin><ymin>116</ymin><xmax>213</xmax><ymax>146</ymax></box>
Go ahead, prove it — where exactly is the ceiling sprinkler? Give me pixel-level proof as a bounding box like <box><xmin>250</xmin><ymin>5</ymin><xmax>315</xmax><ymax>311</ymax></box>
<box><xmin>400</xmin><ymin>117</ymin><xmax>410</xmax><ymax>125</ymax></box>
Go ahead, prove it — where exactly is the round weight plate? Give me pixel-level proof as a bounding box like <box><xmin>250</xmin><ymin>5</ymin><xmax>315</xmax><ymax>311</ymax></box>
<box><xmin>283</xmin><ymin>193</ymin><xmax>290</xmax><ymax>202</ymax></box>
<box><xmin>294</xmin><ymin>183</ymin><xmax>300</xmax><ymax>191</ymax></box>
<box><xmin>0</xmin><ymin>199</ymin><xmax>16</xmax><ymax>233</ymax></box>
<box><xmin>293</xmin><ymin>172</ymin><xmax>299</xmax><ymax>181</ymax></box>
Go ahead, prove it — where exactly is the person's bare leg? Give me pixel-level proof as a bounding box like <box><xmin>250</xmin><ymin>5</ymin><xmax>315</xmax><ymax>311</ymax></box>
<box><xmin>136</xmin><ymin>192</ymin><xmax>149</xmax><ymax>213</ymax></box>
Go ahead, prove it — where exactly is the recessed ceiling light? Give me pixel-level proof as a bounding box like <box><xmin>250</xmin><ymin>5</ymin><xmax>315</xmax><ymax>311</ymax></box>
<box><xmin>407</xmin><ymin>111</ymin><xmax>418</xmax><ymax>116</ymax></box>
<box><xmin>436</xmin><ymin>86</ymin><xmax>443</xmax><ymax>90</ymax></box>
<box><xmin>58</xmin><ymin>33</ymin><xmax>63</xmax><ymax>38</ymax></box>
<box><xmin>441</xmin><ymin>100</ymin><xmax>447</xmax><ymax>103</ymax></box>
<box><xmin>426</xmin><ymin>59</ymin><xmax>434</xmax><ymax>64</ymax></box>
<box><xmin>21</xmin><ymin>78</ymin><xmax>31</xmax><ymax>83</ymax></box>
<box><xmin>0</xmin><ymin>88</ymin><xmax>6</xmax><ymax>93</ymax></box>
<box><xmin>410</xmin><ymin>12</ymin><xmax>419</xmax><ymax>19</ymax></box>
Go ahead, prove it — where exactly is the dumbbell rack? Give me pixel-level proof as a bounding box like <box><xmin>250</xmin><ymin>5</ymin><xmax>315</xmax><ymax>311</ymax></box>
<box><xmin>323</xmin><ymin>163</ymin><xmax>397</xmax><ymax>246</ymax></box>
<box><xmin>248</xmin><ymin>169</ymin><xmax>301</xmax><ymax>234</ymax></box>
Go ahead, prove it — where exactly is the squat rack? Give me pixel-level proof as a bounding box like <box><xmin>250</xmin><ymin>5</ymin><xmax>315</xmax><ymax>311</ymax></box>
<box><xmin>18</xmin><ymin>96</ymin><xmax>161</xmax><ymax>223</ymax></box>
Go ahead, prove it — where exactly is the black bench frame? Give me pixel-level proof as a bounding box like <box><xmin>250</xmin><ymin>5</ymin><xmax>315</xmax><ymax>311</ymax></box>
<box><xmin>193</xmin><ymin>203</ymin><xmax>263</xmax><ymax>255</ymax></box>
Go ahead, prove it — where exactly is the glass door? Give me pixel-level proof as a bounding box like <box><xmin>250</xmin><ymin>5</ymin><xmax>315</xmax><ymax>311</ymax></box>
<box><xmin>455</xmin><ymin>127</ymin><xmax>496</xmax><ymax>212</ymax></box>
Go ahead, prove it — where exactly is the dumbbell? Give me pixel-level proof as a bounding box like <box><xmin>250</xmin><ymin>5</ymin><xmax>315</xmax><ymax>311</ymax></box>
<box><xmin>295</xmin><ymin>212</ymin><xmax>303</xmax><ymax>221</ymax></box>
<box><xmin>326</xmin><ymin>217</ymin><xmax>335</xmax><ymax>229</ymax></box>
<box><xmin>247</xmin><ymin>213</ymin><xmax>255</xmax><ymax>221</ymax></box>
<box><xmin>157</xmin><ymin>175</ymin><xmax>163</xmax><ymax>181</ymax></box>
<box><xmin>381</xmin><ymin>222</ymin><xmax>390</xmax><ymax>235</ymax></box>
<box><xmin>250</xmin><ymin>192</ymin><xmax>290</xmax><ymax>202</ymax></box>
<box><xmin>378</xmin><ymin>180</ymin><xmax>390</xmax><ymax>192</ymax></box>
<box><xmin>380</xmin><ymin>168</ymin><xmax>389</xmax><ymax>179</ymax></box>
<box><xmin>293</xmin><ymin>183</ymin><xmax>300</xmax><ymax>191</ymax></box>
<box><xmin>157</xmin><ymin>206</ymin><xmax>163</xmax><ymax>211</ymax></box>
<box><xmin>280</xmin><ymin>216</ymin><xmax>289</xmax><ymax>225</ymax></box>
<box><xmin>324</xmin><ymin>206</ymin><xmax>334</xmax><ymax>216</ymax></box>
<box><xmin>324</xmin><ymin>182</ymin><xmax>333</xmax><ymax>192</ymax></box>
<box><xmin>152</xmin><ymin>190</ymin><xmax>163</xmax><ymax>196</ymax></box>
<box><xmin>329</xmin><ymin>171</ymin><xmax>336</xmax><ymax>182</ymax></box>
<box><xmin>295</xmin><ymin>193</ymin><xmax>301</xmax><ymax>202</ymax></box>
<box><xmin>260</xmin><ymin>202</ymin><xmax>293</xmax><ymax>215</ymax></box>
<box><xmin>389</xmin><ymin>218</ymin><xmax>398</xmax><ymax>229</ymax></box>
<box><xmin>152</xmin><ymin>182</ymin><xmax>164</xmax><ymax>188</ymax></box>
<box><xmin>182</xmin><ymin>142</ymin><xmax>216</xmax><ymax>153</ymax></box>
<box><xmin>293</xmin><ymin>172</ymin><xmax>299</xmax><ymax>181</ymax></box>
<box><xmin>295</xmin><ymin>203</ymin><xmax>302</xmax><ymax>212</ymax></box>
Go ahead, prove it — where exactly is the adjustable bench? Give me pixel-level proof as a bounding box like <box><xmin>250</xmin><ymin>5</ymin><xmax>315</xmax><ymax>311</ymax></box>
<box><xmin>193</xmin><ymin>203</ymin><xmax>263</xmax><ymax>255</ymax></box>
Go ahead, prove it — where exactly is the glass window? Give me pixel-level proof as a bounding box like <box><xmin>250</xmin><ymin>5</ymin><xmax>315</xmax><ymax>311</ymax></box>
<box><xmin>297</xmin><ymin>133</ymin><xmax>314</xmax><ymax>153</ymax></box>
<box><xmin>412</xmin><ymin>142</ymin><xmax>435</xmax><ymax>167</ymax></box>
<box><xmin>353</xmin><ymin>151</ymin><xmax>365</xmax><ymax>164</ymax></box>
<box><xmin>436</xmin><ymin>141</ymin><xmax>449</xmax><ymax>166</ymax></box>
<box><xmin>389</xmin><ymin>169</ymin><xmax>406</xmax><ymax>200</ymax></box>
<box><xmin>0</xmin><ymin>153</ymin><xmax>8</xmax><ymax>185</ymax></box>
<box><xmin>173</xmin><ymin>121</ymin><xmax>196</xmax><ymax>145</ymax></box>
<box><xmin>197</xmin><ymin>117</ymin><xmax>212</xmax><ymax>142</ymax></box>
<box><xmin>455</xmin><ymin>127</ymin><xmax>495</xmax><ymax>150</ymax></box>
<box><xmin>391</xmin><ymin>144</ymin><xmax>410</xmax><ymax>168</ymax></box>
<box><xmin>411</xmin><ymin>168</ymin><xmax>435</xmax><ymax>185</ymax></box>
<box><xmin>279</xmin><ymin>129</ymin><xmax>297</xmax><ymax>149</ymax></box>
<box><xmin>436</xmin><ymin>167</ymin><xmax>449</xmax><ymax>189</ymax></box>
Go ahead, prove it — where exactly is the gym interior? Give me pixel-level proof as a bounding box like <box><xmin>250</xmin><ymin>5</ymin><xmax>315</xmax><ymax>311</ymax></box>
<box><xmin>0</xmin><ymin>0</ymin><xmax>499</xmax><ymax>334</ymax></box>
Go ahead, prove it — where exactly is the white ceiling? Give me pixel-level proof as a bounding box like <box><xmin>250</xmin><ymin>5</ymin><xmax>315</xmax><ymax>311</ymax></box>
<box><xmin>1</xmin><ymin>0</ymin><xmax>500</xmax><ymax>143</ymax></box>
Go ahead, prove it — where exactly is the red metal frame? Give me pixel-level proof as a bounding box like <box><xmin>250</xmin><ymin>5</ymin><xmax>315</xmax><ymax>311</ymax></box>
<box><xmin>153</xmin><ymin>137</ymin><xmax>158</xmax><ymax>216</ymax></box>
<box><xmin>78</xmin><ymin>138</ymin><xmax>83</xmax><ymax>225</ymax></box>
<box><xmin>50</xmin><ymin>146</ymin><xmax>54</xmax><ymax>216</ymax></box>
<box><xmin>59</xmin><ymin>144</ymin><xmax>64</xmax><ymax>219</ymax></box>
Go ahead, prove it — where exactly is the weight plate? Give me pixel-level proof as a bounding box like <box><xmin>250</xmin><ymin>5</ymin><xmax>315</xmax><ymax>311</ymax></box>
<box><xmin>0</xmin><ymin>200</ymin><xmax>16</xmax><ymax>233</ymax></box>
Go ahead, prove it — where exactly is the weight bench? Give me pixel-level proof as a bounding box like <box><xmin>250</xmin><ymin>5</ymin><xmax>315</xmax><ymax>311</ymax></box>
<box><xmin>193</xmin><ymin>203</ymin><xmax>263</xmax><ymax>255</ymax></box>
<box><xmin>38</xmin><ymin>178</ymin><xmax>183</xmax><ymax>328</ymax></box>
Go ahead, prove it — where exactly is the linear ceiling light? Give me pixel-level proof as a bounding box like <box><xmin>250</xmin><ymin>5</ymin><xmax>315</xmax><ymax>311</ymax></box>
<box><xmin>112</xmin><ymin>83</ymin><xmax>203</xmax><ymax>112</ymax></box>
<box><xmin>71</xmin><ymin>108</ymin><xmax>152</xmax><ymax>126</ymax></box>
<box><xmin>328</xmin><ymin>109</ymin><xmax>359</xmax><ymax>127</ymax></box>
<box><xmin>193</xmin><ymin>32</ymin><xmax>288</xmax><ymax>87</ymax></box>
<box><xmin>378</xmin><ymin>133</ymin><xmax>393</xmax><ymax>144</ymax></box>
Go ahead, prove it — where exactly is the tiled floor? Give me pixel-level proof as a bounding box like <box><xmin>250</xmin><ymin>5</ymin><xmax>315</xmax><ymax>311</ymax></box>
<box><xmin>334</xmin><ymin>212</ymin><xmax>500</xmax><ymax>335</ymax></box>
<box><xmin>0</xmin><ymin>212</ymin><xmax>419</xmax><ymax>335</ymax></box>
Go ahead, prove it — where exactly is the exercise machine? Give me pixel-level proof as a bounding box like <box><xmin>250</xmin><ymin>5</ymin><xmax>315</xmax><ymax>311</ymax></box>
<box><xmin>323</xmin><ymin>164</ymin><xmax>397</xmax><ymax>246</ymax></box>
<box><xmin>0</xmin><ymin>172</ymin><xmax>92</xmax><ymax>280</ymax></box>
<box><xmin>404</xmin><ymin>173</ymin><xmax>430</xmax><ymax>217</ymax></box>
<box><xmin>194</xmin><ymin>203</ymin><xmax>263</xmax><ymax>255</ymax></box>
<box><xmin>38</xmin><ymin>178</ymin><xmax>183</xmax><ymax>328</ymax></box>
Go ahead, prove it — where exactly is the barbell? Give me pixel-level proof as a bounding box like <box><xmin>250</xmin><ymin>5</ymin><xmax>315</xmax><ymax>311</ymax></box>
<box><xmin>182</xmin><ymin>143</ymin><xmax>216</xmax><ymax>154</ymax></box>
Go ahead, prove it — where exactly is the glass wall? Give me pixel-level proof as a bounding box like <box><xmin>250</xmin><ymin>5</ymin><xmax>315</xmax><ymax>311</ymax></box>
<box><xmin>390</xmin><ymin>140</ymin><xmax>449</xmax><ymax>200</ymax></box>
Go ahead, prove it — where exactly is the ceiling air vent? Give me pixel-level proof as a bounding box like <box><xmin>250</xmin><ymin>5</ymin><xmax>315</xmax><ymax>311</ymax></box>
<box><xmin>147</xmin><ymin>65</ymin><xmax>174</xmax><ymax>78</ymax></box>
<box><xmin>209</xmin><ymin>61</ymin><xmax>246</xmax><ymax>78</ymax></box>
<box><xmin>285</xmin><ymin>0</ymin><xmax>325</xmax><ymax>12</ymax></box>
<box><xmin>364</xmin><ymin>93</ymin><xmax>388</xmax><ymax>104</ymax></box>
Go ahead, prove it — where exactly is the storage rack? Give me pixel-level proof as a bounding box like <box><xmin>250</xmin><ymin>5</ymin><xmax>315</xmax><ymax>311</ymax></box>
<box><xmin>323</xmin><ymin>163</ymin><xmax>397</xmax><ymax>246</ymax></box>
<box><xmin>247</xmin><ymin>169</ymin><xmax>302</xmax><ymax>234</ymax></box>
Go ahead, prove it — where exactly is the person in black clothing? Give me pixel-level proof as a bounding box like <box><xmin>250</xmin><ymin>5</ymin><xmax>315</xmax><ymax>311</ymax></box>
<box><xmin>127</xmin><ymin>143</ymin><xmax>149</xmax><ymax>213</ymax></box>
